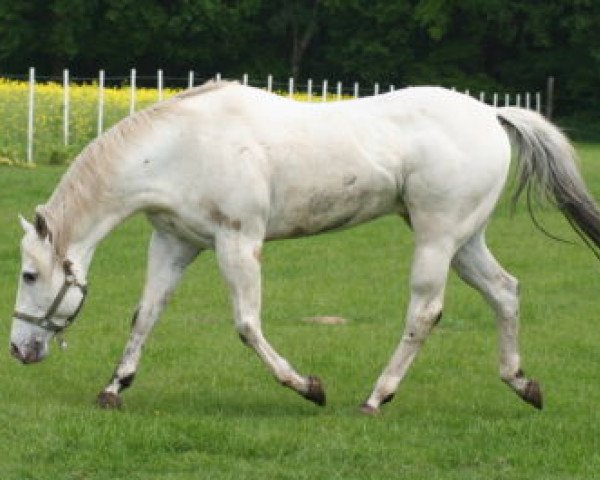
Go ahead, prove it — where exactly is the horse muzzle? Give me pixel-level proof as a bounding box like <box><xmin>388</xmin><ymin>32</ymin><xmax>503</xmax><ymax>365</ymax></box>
<box><xmin>10</xmin><ymin>340</ymin><xmax>46</xmax><ymax>364</ymax></box>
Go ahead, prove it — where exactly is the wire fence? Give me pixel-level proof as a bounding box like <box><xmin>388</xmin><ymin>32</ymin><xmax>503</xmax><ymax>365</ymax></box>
<box><xmin>0</xmin><ymin>68</ymin><xmax>548</xmax><ymax>164</ymax></box>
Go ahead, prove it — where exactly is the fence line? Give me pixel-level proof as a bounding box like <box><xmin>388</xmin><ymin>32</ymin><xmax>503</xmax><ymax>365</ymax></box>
<box><xmin>26</xmin><ymin>68</ymin><xmax>35</xmax><ymax>164</ymax></box>
<box><xmin>97</xmin><ymin>69</ymin><xmax>105</xmax><ymax>136</ymax></box>
<box><xmin>13</xmin><ymin>68</ymin><xmax>546</xmax><ymax>163</ymax></box>
<box><xmin>129</xmin><ymin>68</ymin><xmax>136</xmax><ymax>116</ymax></box>
<box><xmin>63</xmin><ymin>69</ymin><xmax>69</xmax><ymax>147</ymax></box>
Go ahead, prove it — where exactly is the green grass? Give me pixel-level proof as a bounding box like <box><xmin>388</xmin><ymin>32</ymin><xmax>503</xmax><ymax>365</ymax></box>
<box><xmin>1</xmin><ymin>145</ymin><xmax>600</xmax><ymax>479</ymax></box>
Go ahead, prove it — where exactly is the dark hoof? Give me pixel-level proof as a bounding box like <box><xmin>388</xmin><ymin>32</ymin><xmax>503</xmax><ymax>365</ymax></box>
<box><xmin>359</xmin><ymin>402</ymin><xmax>379</xmax><ymax>416</ymax></box>
<box><xmin>518</xmin><ymin>380</ymin><xmax>543</xmax><ymax>410</ymax></box>
<box><xmin>96</xmin><ymin>391</ymin><xmax>122</xmax><ymax>409</ymax></box>
<box><xmin>302</xmin><ymin>376</ymin><xmax>326</xmax><ymax>406</ymax></box>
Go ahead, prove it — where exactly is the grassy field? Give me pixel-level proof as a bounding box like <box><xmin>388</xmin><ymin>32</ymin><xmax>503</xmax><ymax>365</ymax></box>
<box><xmin>1</xmin><ymin>144</ymin><xmax>600</xmax><ymax>479</ymax></box>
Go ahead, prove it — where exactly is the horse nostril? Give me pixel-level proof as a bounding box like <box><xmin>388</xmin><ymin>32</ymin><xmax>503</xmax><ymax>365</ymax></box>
<box><xmin>33</xmin><ymin>340</ymin><xmax>43</xmax><ymax>357</ymax></box>
<box><xmin>10</xmin><ymin>342</ymin><xmax>22</xmax><ymax>361</ymax></box>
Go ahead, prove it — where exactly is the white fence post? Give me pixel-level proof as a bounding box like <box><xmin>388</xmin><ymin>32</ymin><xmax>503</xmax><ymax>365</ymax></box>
<box><xmin>374</xmin><ymin>82</ymin><xmax>379</xmax><ymax>95</ymax></box>
<box><xmin>479</xmin><ymin>91</ymin><xmax>485</xmax><ymax>103</ymax></box>
<box><xmin>288</xmin><ymin>77</ymin><xmax>294</xmax><ymax>98</ymax></box>
<box><xmin>504</xmin><ymin>93</ymin><xmax>510</xmax><ymax>106</ymax></box>
<box><xmin>336</xmin><ymin>81</ymin><xmax>342</xmax><ymax>101</ymax></box>
<box><xmin>129</xmin><ymin>68</ymin><xmax>136</xmax><ymax>115</ymax></box>
<box><xmin>215</xmin><ymin>72</ymin><xmax>221</xmax><ymax>82</ymax></box>
<box><xmin>97</xmin><ymin>69</ymin><xmax>105</xmax><ymax>137</ymax></box>
<box><xmin>157</xmin><ymin>69</ymin><xmax>163</xmax><ymax>101</ymax></box>
<box><xmin>188</xmin><ymin>70</ymin><xmax>194</xmax><ymax>89</ymax></box>
<box><xmin>389</xmin><ymin>85</ymin><xmax>395</xmax><ymax>92</ymax></box>
<box><xmin>242</xmin><ymin>73</ymin><xmax>248</xmax><ymax>86</ymax></box>
<box><xmin>525</xmin><ymin>92</ymin><xmax>531</xmax><ymax>110</ymax></box>
<box><xmin>307</xmin><ymin>79</ymin><xmax>312</xmax><ymax>101</ymax></box>
<box><xmin>63</xmin><ymin>68</ymin><xmax>69</xmax><ymax>147</ymax></box>
<box><xmin>267</xmin><ymin>74</ymin><xmax>273</xmax><ymax>92</ymax></box>
<box><xmin>493</xmin><ymin>92</ymin><xmax>498</xmax><ymax>107</ymax></box>
<box><xmin>27</xmin><ymin>67</ymin><xmax>35</xmax><ymax>163</ymax></box>
<box><xmin>322</xmin><ymin>79</ymin><xmax>328</xmax><ymax>101</ymax></box>
<box><xmin>516</xmin><ymin>93</ymin><xmax>521</xmax><ymax>107</ymax></box>
<box><xmin>354</xmin><ymin>82</ymin><xmax>359</xmax><ymax>98</ymax></box>
<box><xmin>546</xmin><ymin>76</ymin><xmax>554</xmax><ymax>119</ymax></box>
<box><xmin>536</xmin><ymin>92</ymin><xmax>541</xmax><ymax>113</ymax></box>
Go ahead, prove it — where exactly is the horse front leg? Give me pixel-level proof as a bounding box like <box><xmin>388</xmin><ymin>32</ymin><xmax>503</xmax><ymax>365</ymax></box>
<box><xmin>97</xmin><ymin>230</ymin><xmax>199</xmax><ymax>408</ymax></box>
<box><xmin>215</xmin><ymin>233</ymin><xmax>325</xmax><ymax>407</ymax></box>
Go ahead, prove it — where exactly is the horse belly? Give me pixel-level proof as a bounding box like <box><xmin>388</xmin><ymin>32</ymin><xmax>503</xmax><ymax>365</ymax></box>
<box><xmin>265</xmin><ymin>172</ymin><xmax>398</xmax><ymax>240</ymax></box>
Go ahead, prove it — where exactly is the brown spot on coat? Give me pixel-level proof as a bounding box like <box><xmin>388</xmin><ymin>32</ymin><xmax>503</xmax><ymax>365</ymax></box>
<box><xmin>343</xmin><ymin>174</ymin><xmax>357</xmax><ymax>186</ymax></box>
<box><xmin>253</xmin><ymin>246</ymin><xmax>262</xmax><ymax>262</ymax></box>
<box><xmin>209</xmin><ymin>206</ymin><xmax>242</xmax><ymax>231</ymax></box>
<box><xmin>231</xmin><ymin>219</ymin><xmax>242</xmax><ymax>230</ymax></box>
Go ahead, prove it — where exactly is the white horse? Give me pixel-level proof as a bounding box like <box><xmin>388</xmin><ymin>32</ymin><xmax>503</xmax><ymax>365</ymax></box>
<box><xmin>10</xmin><ymin>81</ymin><xmax>600</xmax><ymax>414</ymax></box>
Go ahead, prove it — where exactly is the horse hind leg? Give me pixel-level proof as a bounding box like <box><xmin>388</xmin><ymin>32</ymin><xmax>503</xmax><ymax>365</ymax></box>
<box><xmin>361</xmin><ymin>237</ymin><xmax>454</xmax><ymax>414</ymax></box>
<box><xmin>451</xmin><ymin>231</ymin><xmax>543</xmax><ymax>409</ymax></box>
<box><xmin>215</xmin><ymin>233</ymin><xmax>325</xmax><ymax>407</ymax></box>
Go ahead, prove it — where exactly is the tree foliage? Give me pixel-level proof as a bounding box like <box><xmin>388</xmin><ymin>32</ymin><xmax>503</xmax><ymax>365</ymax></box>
<box><xmin>0</xmin><ymin>0</ymin><xmax>598</xmax><ymax>121</ymax></box>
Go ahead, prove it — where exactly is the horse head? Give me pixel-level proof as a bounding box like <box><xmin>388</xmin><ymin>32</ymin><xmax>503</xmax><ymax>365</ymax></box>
<box><xmin>10</xmin><ymin>213</ymin><xmax>87</xmax><ymax>364</ymax></box>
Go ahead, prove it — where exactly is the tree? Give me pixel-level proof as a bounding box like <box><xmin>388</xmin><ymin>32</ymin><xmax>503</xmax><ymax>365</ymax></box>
<box><xmin>0</xmin><ymin>0</ymin><xmax>598</xmax><ymax>132</ymax></box>
<box><xmin>0</xmin><ymin>0</ymin><xmax>98</xmax><ymax>74</ymax></box>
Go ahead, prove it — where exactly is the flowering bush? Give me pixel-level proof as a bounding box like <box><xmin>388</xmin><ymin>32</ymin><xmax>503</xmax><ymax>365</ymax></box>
<box><xmin>0</xmin><ymin>78</ymin><xmax>348</xmax><ymax>165</ymax></box>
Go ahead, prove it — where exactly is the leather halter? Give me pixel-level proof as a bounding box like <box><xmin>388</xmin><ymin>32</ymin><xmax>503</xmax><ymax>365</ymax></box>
<box><xmin>13</xmin><ymin>262</ymin><xmax>88</xmax><ymax>334</ymax></box>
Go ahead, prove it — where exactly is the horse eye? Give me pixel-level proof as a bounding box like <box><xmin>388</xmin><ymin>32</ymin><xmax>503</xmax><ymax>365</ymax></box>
<box><xmin>22</xmin><ymin>272</ymin><xmax>38</xmax><ymax>284</ymax></box>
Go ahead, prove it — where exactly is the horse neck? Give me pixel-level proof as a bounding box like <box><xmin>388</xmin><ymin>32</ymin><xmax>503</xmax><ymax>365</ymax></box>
<box><xmin>40</xmin><ymin>152</ymin><xmax>138</xmax><ymax>276</ymax></box>
<box><xmin>41</xmin><ymin>103</ymin><xmax>179</xmax><ymax>277</ymax></box>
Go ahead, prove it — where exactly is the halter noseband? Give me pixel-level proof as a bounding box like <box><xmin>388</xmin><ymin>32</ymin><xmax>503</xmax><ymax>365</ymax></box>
<box><xmin>13</xmin><ymin>262</ymin><xmax>88</xmax><ymax>334</ymax></box>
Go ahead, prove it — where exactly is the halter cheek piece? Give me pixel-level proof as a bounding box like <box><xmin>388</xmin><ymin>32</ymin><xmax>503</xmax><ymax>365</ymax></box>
<box><xmin>13</xmin><ymin>260</ymin><xmax>88</xmax><ymax>334</ymax></box>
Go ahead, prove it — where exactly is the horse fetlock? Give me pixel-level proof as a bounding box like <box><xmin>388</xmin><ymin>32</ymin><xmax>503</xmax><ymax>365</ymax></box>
<box><xmin>499</xmin><ymin>361</ymin><xmax>522</xmax><ymax>384</ymax></box>
<box><xmin>381</xmin><ymin>392</ymin><xmax>396</xmax><ymax>405</ymax></box>
<box><xmin>118</xmin><ymin>372</ymin><xmax>136</xmax><ymax>391</ymax></box>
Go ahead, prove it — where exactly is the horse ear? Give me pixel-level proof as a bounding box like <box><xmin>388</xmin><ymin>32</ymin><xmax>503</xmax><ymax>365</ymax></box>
<box><xmin>18</xmin><ymin>214</ymin><xmax>34</xmax><ymax>234</ymax></box>
<box><xmin>34</xmin><ymin>212</ymin><xmax>50</xmax><ymax>239</ymax></box>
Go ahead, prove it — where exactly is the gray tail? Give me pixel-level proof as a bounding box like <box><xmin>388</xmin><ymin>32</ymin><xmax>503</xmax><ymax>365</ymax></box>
<box><xmin>497</xmin><ymin>107</ymin><xmax>600</xmax><ymax>258</ymax></box>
